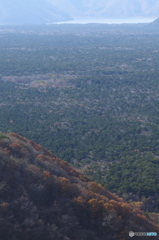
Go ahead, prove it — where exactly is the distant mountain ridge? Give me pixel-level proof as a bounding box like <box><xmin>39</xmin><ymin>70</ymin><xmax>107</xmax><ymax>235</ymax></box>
<box><xmin>51</xmin><ymin>0</ymin><xmax>159</xmax><ymax>18</ymax></box>
<box><xmin>0</xmin><ymin>0</ymin><xmax>159</xmax><ymax>24</ymax></box>
<box><xmin>0</xmin><ymin>0</ymin><xmax>159</xmax><ymax>25</ymax></box>
<box><xmin>0</xmin><ymin>0</ymin><xmax>72</xmax><ymax>24</ymax></box>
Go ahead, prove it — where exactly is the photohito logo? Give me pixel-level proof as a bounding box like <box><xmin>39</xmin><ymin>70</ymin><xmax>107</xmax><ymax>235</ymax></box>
<box><xmin>129</xmin><ymin>231</ymin><xmax>157</xmax><ymax>237</ymax></box>
<box><xmin>129</xmin><ymin>231</ymin><xmax>135</xmax><ymax>237</ymax></box>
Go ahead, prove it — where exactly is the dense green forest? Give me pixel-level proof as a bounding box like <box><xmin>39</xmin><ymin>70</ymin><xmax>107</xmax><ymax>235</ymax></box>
<box><xmin>1</xmin><ymin>24</ymin><xmax>159</xmax><ymax>212</ymax></box>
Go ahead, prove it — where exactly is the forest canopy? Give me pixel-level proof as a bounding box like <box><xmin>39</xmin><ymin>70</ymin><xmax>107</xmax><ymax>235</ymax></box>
<box><xmin>0</xmin><ymin>24</ymin><xmax>159</xmax><ymax>213</ymax></box>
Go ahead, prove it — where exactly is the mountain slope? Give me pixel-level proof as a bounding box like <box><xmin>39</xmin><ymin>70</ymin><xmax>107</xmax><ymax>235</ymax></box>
<box><xmin>150</xmin><ymin>16</ymin><xmax>159</xmax><ymax>24</ymax></box>
<box><xmin>0</xmin><ymin>132</ymin><xmax>158</xmax><ymax>240</ymax></box>
<box><xmin>144</xmin><ymin>16</ymin><xmax>159</xmax><ymax>32</ymax></box>
<box><xmin>0</xmin><ymin>0</ymin><xmax>72</xmax><ymax>24</ymax></box>
<box><xmin>51</xmin><ymin>0</ymin><xmax>159</xmax><ymax>18</ymax></box>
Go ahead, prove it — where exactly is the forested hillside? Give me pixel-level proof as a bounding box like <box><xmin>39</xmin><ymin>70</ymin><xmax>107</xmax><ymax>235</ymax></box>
<box><xmin>0</xmin><ymin>24</ymin><xmax>159</xmax><ymax>214</ymax></box>
<box><xmin>0</xmin><ymin>132</ymin><xmax>158</xmax><ymax>240</ymax></box>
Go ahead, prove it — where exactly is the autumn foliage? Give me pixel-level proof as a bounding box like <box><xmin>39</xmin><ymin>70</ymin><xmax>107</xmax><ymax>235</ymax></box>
<box><xmin>0</xmin><ymin>132</ymin><xmax>158</xmax><ymax>240</ymax></box>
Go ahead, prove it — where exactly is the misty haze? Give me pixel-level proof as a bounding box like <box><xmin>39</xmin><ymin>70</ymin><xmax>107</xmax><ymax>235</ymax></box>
<box><xmin>0</xmin><ymin>0</ymin><xmax>159</xmax><ymax>24</ymax></box>
<box><xmin>0</xmin><ymin>1</ymin><xmax>159</xmax><ymax>240</ymax></box>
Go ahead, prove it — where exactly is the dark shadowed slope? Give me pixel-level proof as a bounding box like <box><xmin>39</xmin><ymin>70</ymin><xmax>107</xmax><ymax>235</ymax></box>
<box><xmin>0</xmin><ymin>132</ymin><xmax>158</xmax><ymax>240</ymax></box>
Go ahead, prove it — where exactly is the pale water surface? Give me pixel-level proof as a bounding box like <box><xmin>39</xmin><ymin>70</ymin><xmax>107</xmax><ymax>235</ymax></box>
<box><xmin>56</xmin><ymin>17</ymin><xmax>156</xmax><ymax>24</ymax></box>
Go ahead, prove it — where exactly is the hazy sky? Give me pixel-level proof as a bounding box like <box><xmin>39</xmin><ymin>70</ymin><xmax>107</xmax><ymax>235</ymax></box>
<box><xmin>50</xmin><ymin>0</ymin><xmax>159</xmax><ymax>18</ymax></box>
<box><xmin>0</xmin><ymin>0</ymin><xmax>158</xmax><ymax>24</ymax></box>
